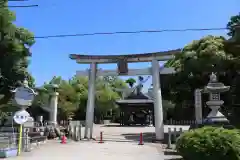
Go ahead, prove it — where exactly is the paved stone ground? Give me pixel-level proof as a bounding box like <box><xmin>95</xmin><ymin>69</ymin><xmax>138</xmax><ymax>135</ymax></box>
<box><xmin>8</xmin><ymin>140</ymin><xmax>182</xmax><ymax>160</ymax></box>
<box><xmin>7</xmin><ymin>124</ymin><xmax>188</xmax><ymax>160</ymax></box>
<box><xmin>93</xmin><ymin>124</ymin><xmax>189</xmax><ymax>142</ymax></box>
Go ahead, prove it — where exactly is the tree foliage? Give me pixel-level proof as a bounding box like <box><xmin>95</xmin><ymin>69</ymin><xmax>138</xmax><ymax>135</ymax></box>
<box><xmin>164</xmin><ymin>35</ymin><xmax>232</xmax><ymax>104</ymax></box>
<box><xmin>125</xmin><ymin>78</ymin><xmax>136</xmax><ymax>88</ymax></box>
<box><xmin>163</xmin><ymin>13</ymin><xmax>240</xmax><ymax>122</ymax></box>
<box><xmin>227</xmin><ymin>12</ymin><xmax>240</xmax><ymax>37</ymax></box>
<box><xmin>34</xmin><ymin>76</ymin><xmax>125</xmax><ymax>120</ymax></box>
<box><xmin>0</xmin><ymin>0</ymin><xmax>35</xmax><ymax>106</ymax></box>
<box><xmin>176</xmin><ymin>127</ymin><xmax>240</xmax><ymax>160</ymax></box>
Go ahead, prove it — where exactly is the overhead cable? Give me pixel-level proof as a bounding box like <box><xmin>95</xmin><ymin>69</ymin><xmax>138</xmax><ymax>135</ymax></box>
<box><xmin>32</xmin><ymin>27</ymin><xmax>228</xmax><ymax>39</ymax></box>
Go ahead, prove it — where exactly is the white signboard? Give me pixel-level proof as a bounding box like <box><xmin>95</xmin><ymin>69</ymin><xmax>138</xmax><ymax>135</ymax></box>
<box><xmin>13</xmin><ymin>110</ymin><xmax>30</xmax><ymax>124</ymax></box>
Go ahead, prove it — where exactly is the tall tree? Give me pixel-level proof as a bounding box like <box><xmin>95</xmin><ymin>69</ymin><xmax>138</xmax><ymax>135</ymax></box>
<box><xmin>227</xmin><ymin>12</ymin><xmax>240</xmax><ymax>37</ymax></box>
<box><xmin>163</xmin><ymin>13</ymin><xmax>240</xmax><ymax>121</ymax></box>
<box><xmin>35</xmin><ymin>76</ymin><xmax>125</xmax><ymax>120</ymax></box>
<box><xmin>0</xmin><ymin>0</ymin><xmax>35</xmax><ymax>105</ymax></box>
<box><xmin>164</xmin><ymin>35</ymin><xmax>234</xmax><ymax>120</ymax></box>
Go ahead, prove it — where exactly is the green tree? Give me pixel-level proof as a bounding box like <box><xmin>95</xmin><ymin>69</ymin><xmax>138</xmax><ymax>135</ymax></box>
<box><xmin>163</xmin><ymin>13</ymin><xmax>240</xmax><ymax>120</ymax></box>
<box><xmin>35</xmin><ymin>76</ymin><xmax>125</xmax><ymax>121</ymax></box>
<box><xmin>103</xmin><ymin>76</ymin><xmax>127</xmax><ymax>89</ymax></box>
<box><xmin>125</xmin><ymin>78</ymin><xmax>136</xmax><ymax>88</ymax></box>
<box><xmin>95</xmin><ymin>80</ymin><xmax>120</xmax><ymax>119</ymax></box>
<box><xmin>163</xmin><ymin>35</ymin><xmax>236</xmax><ymax>120</ymax></box>
<box><xmin>165</xmin><ymin>35</ymin><xmax>230</xmax><ymax>100</ymax></box>
<box><xmin>227</xmin><ymin>12</ymin><xmax>240</xmax><ymax>37</ymax></box>
<box><xmin>0</xmin><ymin>0</ymin><xmax>35</xmax><ymax>105</ymax></box>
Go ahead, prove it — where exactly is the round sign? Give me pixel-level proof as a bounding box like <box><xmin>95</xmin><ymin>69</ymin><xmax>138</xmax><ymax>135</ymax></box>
<box><xmin>14</xmin><ymin>86</ymin><xmax>35</xmax><ymax>106</ymax></box>
<box><xmin>13</xmin><ymin>110</ymin><xmax>30</xmax><ymax>124</ymax></box>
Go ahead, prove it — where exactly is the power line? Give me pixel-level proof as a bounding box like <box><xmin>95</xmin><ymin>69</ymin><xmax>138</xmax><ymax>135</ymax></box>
<box><xmin>7</xmin><ymin>4</ymin><xmax>38</xmax><ymax>7</ymax></box>
<box><xmin>0</xmin><ymin>0</ymin><xmax>38</xmax><ymax>8</ymax></box>
<box><xmin>8</xmin><ymin>0</ymin><xmax>30</xmax><ymax>1</ymax></box>
<box><xmin>33</xmin><ymin>27</ymin><xmax>228</xmax><ymax>39</ymax></box>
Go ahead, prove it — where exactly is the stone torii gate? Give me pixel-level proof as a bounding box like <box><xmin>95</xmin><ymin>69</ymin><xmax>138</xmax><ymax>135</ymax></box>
<box><xmin>69</xmin><ymin>49</ymin><xmax>180</xmax><ymax>140</ymax></box>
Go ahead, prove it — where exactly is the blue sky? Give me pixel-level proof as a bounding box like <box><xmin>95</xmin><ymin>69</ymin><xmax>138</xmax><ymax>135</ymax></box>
<box><xmin>10</xmin><ymin>0</ymin><xmax>239</xmax><ymax>90</ymax></box>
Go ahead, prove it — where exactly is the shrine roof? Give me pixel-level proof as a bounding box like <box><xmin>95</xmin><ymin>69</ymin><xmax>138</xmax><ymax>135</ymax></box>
<box><xmin>116</xmin><ymin>99</ymin><xmax>153</xmax><ymax>104</ymax></box>
<box><xmin>125</xmin><ymin>91</ymin><xmax>152</xmax><ymax>100</ymax></box>
<box><xmin>69</xmin><ymin>49</ymin><xmax>181</xmax><ymax>64</ymax></box>
<box><xmin>116</xmin><ymin>91</ymin><xmax>153</xmax><ymax>105</ymax></box>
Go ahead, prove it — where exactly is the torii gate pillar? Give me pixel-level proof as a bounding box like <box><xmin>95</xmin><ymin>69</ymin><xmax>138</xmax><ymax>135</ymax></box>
<box><xmin>84</xmin><ymin>62</ymin><xmax>97</xmax><ymax>139</ymax></box>
<box><xmin>152</xmin><ymin>59</ymin><xmax>164</xmax><ymax>140</ymax></box>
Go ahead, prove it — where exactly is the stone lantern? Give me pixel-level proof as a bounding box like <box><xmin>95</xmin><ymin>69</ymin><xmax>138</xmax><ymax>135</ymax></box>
<box><xmin>224</xmin><ymin>24</ymin><xmax>240</xmax><ymax>56</ymax></box>
<box><xmin>49</xmin><ymin>84</ymin><xmax>59</xmax><ymax>126</ymax></box>
<box><xmin>203</xmin><ymin>73</ymin><xmax>230</xmax><ymax>125</ymax></box>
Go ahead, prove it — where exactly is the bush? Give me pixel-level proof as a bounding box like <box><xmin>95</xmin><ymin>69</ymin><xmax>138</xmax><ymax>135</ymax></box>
<box><xmin>176</xmin><ymin>127</ymin><xmax>240</xmax><ymax>160</ymax></box>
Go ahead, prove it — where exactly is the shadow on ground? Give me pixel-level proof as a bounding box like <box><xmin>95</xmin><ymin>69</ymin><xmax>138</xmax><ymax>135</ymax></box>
<box><xmin>101</xmin><ymin>124</ymin><xmax>149</xmax><ymax>127</ymax></box>
<box><xmin>121</xmin><ymin>132</ymin><xmax>172</xmax><ymax>143</ymax></box>
<box><xmin>121</xmin><ymin>132</ymin><xmax>155</xmax><ymax>142</ymax></box>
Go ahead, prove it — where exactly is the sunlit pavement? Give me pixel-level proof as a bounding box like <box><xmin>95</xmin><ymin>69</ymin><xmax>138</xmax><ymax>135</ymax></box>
<box><xmin>8</xmin><ymin>140</ymin><xmax>181</xmax><ymax>160</ymax></box>
<box><xmin>8</xmin><ymin>124</ymin><xmax>186</xmax><ymax>160</ymax></box>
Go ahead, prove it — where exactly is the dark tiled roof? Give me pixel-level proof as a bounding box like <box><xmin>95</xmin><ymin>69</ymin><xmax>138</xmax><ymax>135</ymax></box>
<box><xmin>116</xmin><ymin>91</ymin><xmax>153</xmax><ymax>104</ymax></box>
<box><xmin>116</xmin><ymin>99</ymin><xmax>153</xmax><ymax>104</ymax></box>
<box><xmin>125</xmin><ymin>92</ymin><xmax>152</xmax><ymax>100</ymax></box>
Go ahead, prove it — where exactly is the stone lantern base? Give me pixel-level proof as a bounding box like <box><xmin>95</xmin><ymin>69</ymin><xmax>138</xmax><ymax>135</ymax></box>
<box><xmin>202</xmin><ymin>117</ymin><xmax>234</xmax><ymax>129</ymax></box>
<box><xmin>203</xmin><ymin>108</ymin><xmax>234</xmax><ymax>128</ymax></box>
<box><xmin>203</xmin><ymin>115</ymin><xmax>229</xmax><ymax>125</ymax></box>
<box><xmin>190</xmin><ymin>111</ymin><xmax>234</xmax><ymax>130</ymax></box>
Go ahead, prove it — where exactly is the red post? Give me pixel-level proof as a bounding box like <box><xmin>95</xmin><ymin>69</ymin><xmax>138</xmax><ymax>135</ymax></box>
<box><xmin>138</xmin><ymin>132</ymin><xmax>144</xmax><ymax>145</ymax></box>
<box><xmin>61</xmin><ymin>135</ymin><xmax>67</xmax><ymax>144</ymax></box>
<box><xmin>99</xmin><ymin>131</ymin><xmax>104</xmax><ymax>143</ymax></box>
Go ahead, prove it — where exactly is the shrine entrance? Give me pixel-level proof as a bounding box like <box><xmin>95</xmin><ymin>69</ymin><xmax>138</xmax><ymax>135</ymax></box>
<box><xmin>69</xmin><ymin>49</ymin><xmax>180</xmax><ymax>141</ymax></box>
<box><xmin>116</xmin><ymin>89</ymin><xmax>154</xmax><ymax>126</ymax></box>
